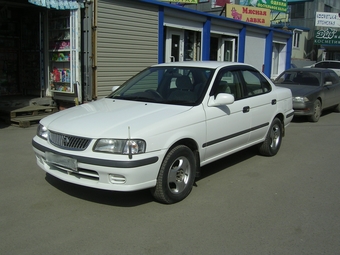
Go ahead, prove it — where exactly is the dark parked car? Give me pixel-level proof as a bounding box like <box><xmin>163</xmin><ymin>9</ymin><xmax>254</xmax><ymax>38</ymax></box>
<box><xmin>275</xmin><ymin>68</ymin><xmax>340</xmax><ymax>122</ymax></box>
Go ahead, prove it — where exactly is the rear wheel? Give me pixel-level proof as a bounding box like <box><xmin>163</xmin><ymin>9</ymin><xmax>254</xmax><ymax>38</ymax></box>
<box><xmin>258</xmin><ymin>118</ymin><xmax>283</xmax><ymax>156</ymax></box>
<box><xmin>151</xmin><ymin>145</ymin><xmax>196</xmax><ymax>204</ymax></box>
<box><xmin>308</xmin><ymin>99</ymin><xmax>321</xmax><ymax>122</ymax></box>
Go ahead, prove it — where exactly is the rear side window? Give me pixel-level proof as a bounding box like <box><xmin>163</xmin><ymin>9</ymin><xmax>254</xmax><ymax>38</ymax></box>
<box><xmin>327</xmin><ymin>62</ymin><xmax>340</xmax><ymax>69</ymax></box>
<box><xmin>324</xmin><ymin>72</ymin><xmax>340</xmax><ymax>84</ymax></box>
<box><xmin>315</xmin><ymin>62</ymin><xmax>327</xmax><ymax>68</ymax></box>
<box><xmin>241</xmin><ymin>70</ymin><xmax>272</xmax><ymax>97</ymax></box>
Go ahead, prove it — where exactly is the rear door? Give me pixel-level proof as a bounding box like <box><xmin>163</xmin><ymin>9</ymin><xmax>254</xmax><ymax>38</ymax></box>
<box><xmin>240</xmin><ymin>69</ymin><xmax>277</xmax><ymax>144</ymax></box>
<box><xmin>323</xmin><ymin>71</ymin><xmax>340</xmax><ymax>107</ymax></box>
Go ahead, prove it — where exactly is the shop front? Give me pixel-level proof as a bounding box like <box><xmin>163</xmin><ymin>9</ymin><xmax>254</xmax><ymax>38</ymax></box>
<box><xmin>0</xmin><ymin>0</ymin><xmax>82</xmax><ymax>109</ymax></box>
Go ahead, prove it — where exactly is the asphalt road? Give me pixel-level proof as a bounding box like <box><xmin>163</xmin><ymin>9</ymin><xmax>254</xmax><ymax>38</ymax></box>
<box><xmin>1</xmin><ymin>112</ymin><xmax>340</xmax><ymax>255</ymax></box>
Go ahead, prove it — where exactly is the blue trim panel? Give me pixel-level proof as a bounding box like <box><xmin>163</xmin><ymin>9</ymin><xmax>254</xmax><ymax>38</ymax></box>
<box><xmin>202</xmin><ymin>18</ymin><xmax>211</xmax><ymax>61</ymax></box>
<box><xmin>238</xmin><ymin>26</ymin><xmax>246</xmax><ymax>63</ymax></box>
<box><xmin>264</xmin><ymin>30</ymin><xmax>273</xmax><ymax>77</ymax></box>
<box><xmin>32</xmin><ymin>140</ymin><xmax>159</xmax><ymax>168</ymax></box>
<box><xmin>286</xmin><ymin>36</ymin><xmax>293</xmax><ymax>70</ymax></box>
<box><xmin>158</xmin><ymin>6</ymin><xmax>164</xmax><ymax>64</ymax></box>
<box><xmin>202</xmin><ymin>122</ymin><xmax>269</xmax><ymax>148</ymax></box>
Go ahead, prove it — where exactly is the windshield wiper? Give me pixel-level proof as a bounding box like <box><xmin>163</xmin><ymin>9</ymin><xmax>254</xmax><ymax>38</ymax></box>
<box><xmin>112</xmin><ymin>95</ymin><xmax>162</xmax><ymax>103</ymax></box>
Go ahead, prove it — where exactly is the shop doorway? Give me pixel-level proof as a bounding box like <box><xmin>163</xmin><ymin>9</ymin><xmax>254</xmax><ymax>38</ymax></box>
<box><xmin>272</xmin><ymin>43</ymin><xmax>286</xmax><ymax>79</ymax></box>
<box><xmin>165</xmin><ymin>28</ymin><xmax>201</xmax><ymax>62</ymax></box>
<box><xmin>166</xmin><ymin>28</ymin><xmax>184</xmax><ymax>62</ymax></box>
<box><xmin>0</xmin><ymin>4</ymin><xmax>42</xmax><ymax>97</ymax></box>
<box><xmin>210</xmin><ymin>36</ymin><xmax>237</xmax><ymax>62</ymax></box>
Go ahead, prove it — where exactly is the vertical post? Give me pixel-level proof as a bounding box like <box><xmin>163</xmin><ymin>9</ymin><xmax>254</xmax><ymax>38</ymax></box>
<box><xmin>158</xmin><ymin>6</ymin><xmax>164</xmax><ymax>64</ymax></box>
<box><xmin>238</xmin><ymin>26</ymin><xmax>246</xmax><ymax>63</ymax></box>
<box><xmin>202</xmin><ymin>17</ymin><xmax>211</xmax><ymax>61</ymax></box>
<box><xmin>264</xmin><ymin>30</ymin><xmax>273</xmax><ymax>77</ymax></box>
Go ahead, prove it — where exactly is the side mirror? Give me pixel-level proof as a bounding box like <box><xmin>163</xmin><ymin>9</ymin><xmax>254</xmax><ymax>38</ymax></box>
<box><xmin>208</xmin><ymin>93</ymin><xmax>235</xmax><ymax>107</ymax></box>
<box><xmin>324</xmin><ymin>81</ymin><xmax>332</xmax><ymax>86</ymax></box>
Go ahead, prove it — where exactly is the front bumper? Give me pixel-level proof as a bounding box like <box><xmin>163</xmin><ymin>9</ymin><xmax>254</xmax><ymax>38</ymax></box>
<box><xmin>293</xmin><ymin>101</ymin><xmax>314</xmax><ymax>116</ymax></box>
<box><xmin>32</xmin><ymin>137</ymin><xmax>162</xmax><ymax>192</ymax></box>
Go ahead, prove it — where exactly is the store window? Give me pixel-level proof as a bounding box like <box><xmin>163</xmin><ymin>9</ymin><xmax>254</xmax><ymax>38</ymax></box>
<box><xmin>290</xmin><ymin>3</ymin><xmax>305</xmax><ymax>19</ymax></box>
<box><xmin>293</xmin><ymin>30</ymin><xmax>301</xmax><ymax>49</ymax></box>
<box><xmin>324</xmin><ymin>5</ymin><xmax>331</xmax><ymax>12</ymax></box>
<box><xmin>184</xmin><ymin>30</ymin><xmax>201</xmax><ymax>61</ymax></box>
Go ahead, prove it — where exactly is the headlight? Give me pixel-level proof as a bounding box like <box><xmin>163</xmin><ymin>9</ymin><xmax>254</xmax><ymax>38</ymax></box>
<box><xmin>37</xmin><ymin>124</ymin><xmax>48</xmax><ymax>140</ymax></box>
<box><xmin>94</xmin><ymin>139</ymin><xmax>146</xmax><ymax>154</ymax></box>
<box><xmin>293</xmin><ymin>96</ymin><xmax>309</xmax><ymax>103</ymax></box>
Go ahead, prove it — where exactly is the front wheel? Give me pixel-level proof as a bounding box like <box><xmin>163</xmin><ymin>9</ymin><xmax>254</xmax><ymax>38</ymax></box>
<box><xmin>308</xmin><ymin>99</ymin><xmax>321</xmax><ymax>122</ymax></box>
<box><xmin>151</xmin><ymin>145</ymin><xmax>196</xmax><ymax>204</ymax></box>
<box><xmin>258</xmin><ymin>118</ymin><xmax>283</xmax><ymax>156</ymax></box>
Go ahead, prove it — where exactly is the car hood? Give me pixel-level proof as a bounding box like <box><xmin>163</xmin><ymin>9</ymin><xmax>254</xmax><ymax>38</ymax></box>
<box><xmin>275</xmin><ymin>84</ymin><xmax>320</xmax><ymax>97</ymax></box>
<box><xmin>41</xmin><ymin>98</ymin><xmax>193</xmax><ymax>138</ymax></box>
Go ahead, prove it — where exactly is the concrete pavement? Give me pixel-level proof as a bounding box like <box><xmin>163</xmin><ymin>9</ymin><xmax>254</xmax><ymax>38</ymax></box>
<box><xmin>1</xmin><ymin>112</ymin><xmax>340</xmax><ymax>255</ymax></box>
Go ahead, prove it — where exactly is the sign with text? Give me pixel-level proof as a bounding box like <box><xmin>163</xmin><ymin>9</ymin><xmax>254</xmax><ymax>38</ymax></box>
<box><xmin>315</xmin><ymin>12</ymin><xmax>340</xmax><ymax>28</ymax></box>
<box><xmin>239</xmin><ymin>0</ymin><xmax>287</xmax><ymax>12</ymax></box>
<box><xmin>226</xmin><ymin>4</ymin><xmax>271</xmax><ymax>27</ymax></box>
<box><xmin>314</xmin><ymin>29</ymin><xmax>340</xmax><ymax>45</ymax></box>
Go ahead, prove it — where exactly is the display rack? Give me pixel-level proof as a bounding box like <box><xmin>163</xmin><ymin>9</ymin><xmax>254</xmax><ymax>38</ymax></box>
<box><xmin>48</xmin><ymin>10</ymin><xmax>73</xmax><ymax>93</ymax></box>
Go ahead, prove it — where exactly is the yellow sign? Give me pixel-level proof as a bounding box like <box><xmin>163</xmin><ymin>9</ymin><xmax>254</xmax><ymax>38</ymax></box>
<box><xmin>226</xmin><ymin>4</ymin><xmax>271</xmax><ymax>27</ymax></box>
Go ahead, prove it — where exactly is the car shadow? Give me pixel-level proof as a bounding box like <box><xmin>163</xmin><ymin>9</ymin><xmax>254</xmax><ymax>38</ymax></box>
<box><xmin>292</xmin><ymin>108</ymin><xmax>336</xmax><ymax>123</ymax></box>
<box><xmin>45</xmin><ymin>146</ymin><xmax>259</xmax><ymax>207</ymax></box>
<box><xmin>196</xmin><ymin>146</ymin><xmax>258</xmax><ymax>181</ymax></box>
<box><xmin>45</xmin><ymin>174</ymin><xmax>154</xmax><ymax>207</ymax></box>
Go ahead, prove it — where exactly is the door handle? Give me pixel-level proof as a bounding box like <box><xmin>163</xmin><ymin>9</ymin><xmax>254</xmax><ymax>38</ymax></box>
<box><xmin>272</xmin><ymin>99</ymin><xmax>277</xmax><ymax>105</ymax></box>
<box><xmin>243</xmin><ymin>106</ymin><xmax>250</xmax><ymax>113</ymax></box>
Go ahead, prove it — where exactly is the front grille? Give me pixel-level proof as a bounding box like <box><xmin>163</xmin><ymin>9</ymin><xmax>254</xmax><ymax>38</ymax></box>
<box><xmin>49</xmin><ymin>131</ymin><xmax>91</xmax><ymax>151</ymax></box>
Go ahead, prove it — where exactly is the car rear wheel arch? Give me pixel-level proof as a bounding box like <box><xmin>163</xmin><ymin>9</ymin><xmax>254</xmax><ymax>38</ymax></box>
<box><xmin>273</xmin><ymin>113</ymin><xmax>285</xmax><ymax>136</ymax></box>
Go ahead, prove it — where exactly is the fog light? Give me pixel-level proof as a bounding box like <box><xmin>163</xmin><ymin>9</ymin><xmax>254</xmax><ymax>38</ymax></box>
<box><xmin>109</xmin><ymin>174</ymin><xmax>126</xmax><ymax>184</ymax></box>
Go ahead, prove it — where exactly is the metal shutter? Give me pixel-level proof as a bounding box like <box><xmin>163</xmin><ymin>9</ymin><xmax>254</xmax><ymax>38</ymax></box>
<box><xmin>96</xmin><ymin>0</ymin><xmax>158</xmax><ymax>98</ymax></box>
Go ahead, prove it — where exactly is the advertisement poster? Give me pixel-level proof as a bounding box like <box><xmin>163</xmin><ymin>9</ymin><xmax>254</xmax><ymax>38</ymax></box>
<box><xmin>240</xmin><ymin>0</ymin><xmax>287</xmax><ymax>12</ymax></box>
<box><xmin>226</xmin><ymin>3</ymin><xmax>271</xmax><ymax>27</ymax></box>
<box><xmin>314</xmin><ymin>29</ymin><xmax>340</xmax><ymax>45</ymax></box>
<box><xmin>315</xmin><ymin>12</ymin><xmax>340</xmax><ymax>28</ymax></box>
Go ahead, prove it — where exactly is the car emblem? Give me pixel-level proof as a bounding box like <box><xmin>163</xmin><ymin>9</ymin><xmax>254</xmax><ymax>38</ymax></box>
<box><xmin>62</xmin><ymin>136</ymin><xmax>70</xmax><ymax>146</ymax></box>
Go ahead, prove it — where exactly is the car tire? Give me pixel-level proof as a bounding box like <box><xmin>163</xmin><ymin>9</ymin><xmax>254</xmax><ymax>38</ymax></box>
<box><xmin>151</xmin><ymin>145</ymin><xmax>196</xmax><ymax>204</ymax></box>
<box><xmin>258</xmin><ymin>118</ymin><xmax>283</xmax><ymax>156</ymax></box>
<box><xmin>308</xmin><ymin>99</ymin><xmax>321</xmax><ymax>122</ymax></box>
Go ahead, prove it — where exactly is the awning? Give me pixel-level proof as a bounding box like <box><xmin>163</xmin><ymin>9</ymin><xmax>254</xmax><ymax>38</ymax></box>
<box><xmin>28</xmin><ymin>0</ymin><xmax>81</xmax><ymax>10</ymax></box>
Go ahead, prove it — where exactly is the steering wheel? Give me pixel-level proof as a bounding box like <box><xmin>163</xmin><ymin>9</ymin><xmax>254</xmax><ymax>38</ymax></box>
<box><xmin>145</xmin><ymin>90</ymin><xmax>163</xmax><ymax>99</ymax></box>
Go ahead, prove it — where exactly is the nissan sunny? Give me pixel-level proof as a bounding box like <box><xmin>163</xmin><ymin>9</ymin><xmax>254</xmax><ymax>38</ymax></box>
<box><xmin>32</xmin><ymin>61</ymin><xmax>294</xmax><ymax>204</ymax></box>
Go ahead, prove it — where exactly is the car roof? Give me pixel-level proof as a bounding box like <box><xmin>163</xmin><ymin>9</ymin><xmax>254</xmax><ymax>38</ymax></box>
<box><xmin>152</xmin><ymin>61</ymin><xmax>254</xmax><ymax>69</ymax></box>
<box><xmin>316</xmin><ymin>60</ymin><xmax>340</xmax><ymax>63</ymax></box>
<box><xmin>287</xmin><ymin>68</ymin><xmax>333</xmax><ymax>73</ymax></box>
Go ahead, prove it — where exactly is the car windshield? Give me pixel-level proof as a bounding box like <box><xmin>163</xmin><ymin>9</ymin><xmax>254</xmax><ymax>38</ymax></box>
<box><xmin>107</xmin><ymin>66</ymin><xmax>215</xmax><ymax>106</ymax></box>
<box><xmin>275</xmin><ymin>71</ymin><xmax>321</xmax><ymax>86</ymax></box>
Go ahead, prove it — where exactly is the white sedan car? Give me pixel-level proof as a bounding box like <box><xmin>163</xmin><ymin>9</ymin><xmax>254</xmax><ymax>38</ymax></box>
<box><xmin>32</xmin><ymin>61</ymin><xmax>294</xmax><ymax>204</ymax></box>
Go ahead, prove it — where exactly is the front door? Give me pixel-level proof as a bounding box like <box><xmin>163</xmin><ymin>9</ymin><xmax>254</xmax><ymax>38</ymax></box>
<box><xmin>165</xmin><ymin>28</ymin><xmax>184</xmax><ymax>62</ymax></box>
